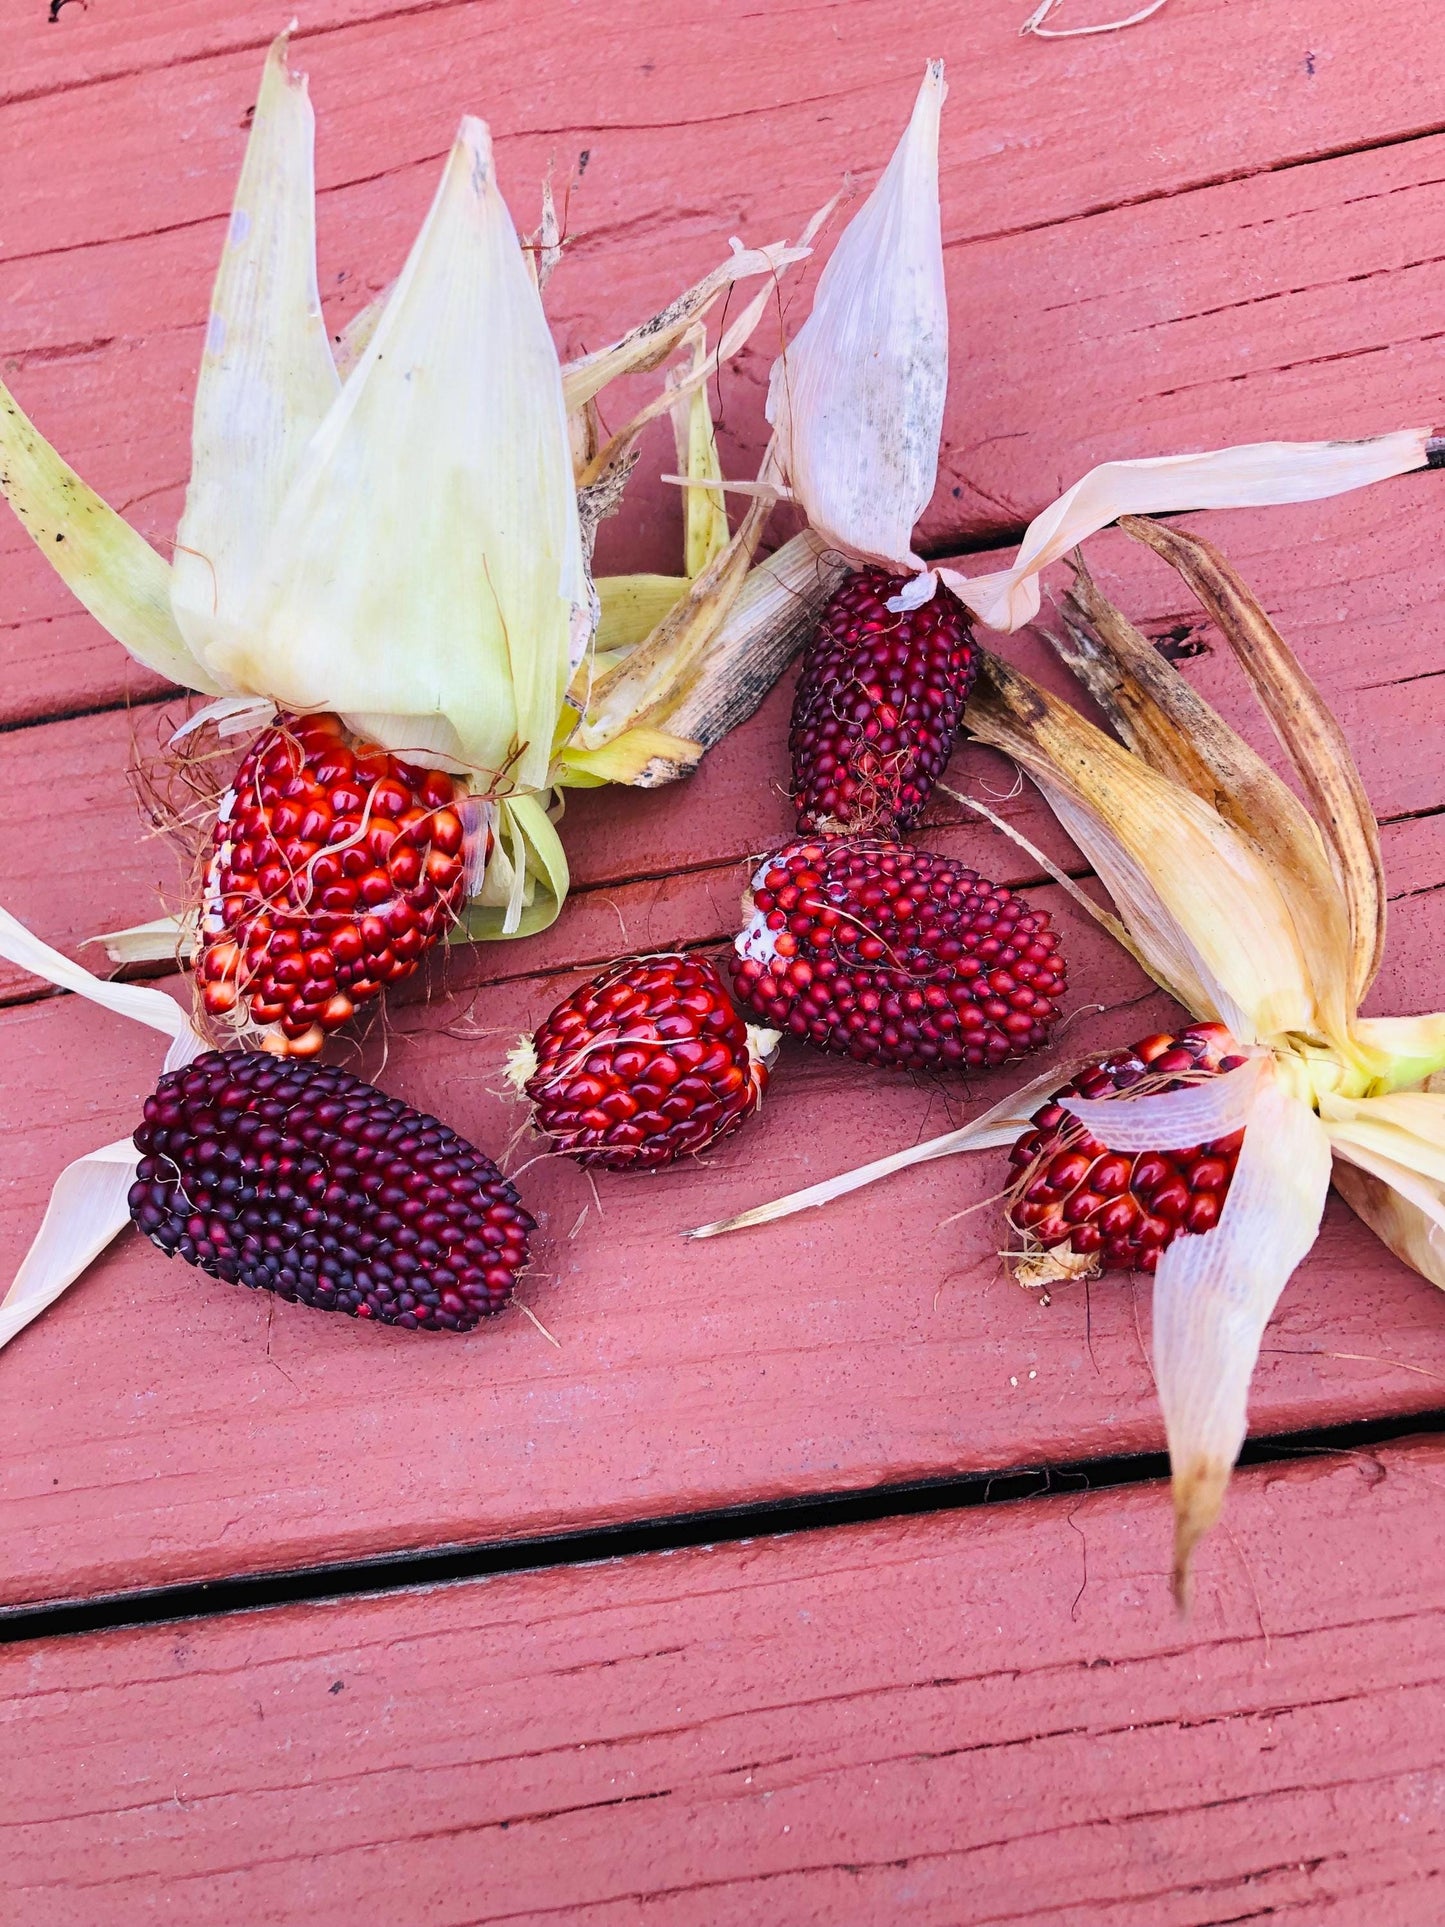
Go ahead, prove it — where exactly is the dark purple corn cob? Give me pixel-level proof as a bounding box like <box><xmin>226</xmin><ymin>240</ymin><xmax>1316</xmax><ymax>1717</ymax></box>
<box><xmin>790</xmin><ymin>567</ymin><xmax>978</xmax><ymax>836</ymax></box>
<box><xmin>129</xmin><ymin>1051</ymin><xmax>533</xmax><ymax>1330</ymax></box>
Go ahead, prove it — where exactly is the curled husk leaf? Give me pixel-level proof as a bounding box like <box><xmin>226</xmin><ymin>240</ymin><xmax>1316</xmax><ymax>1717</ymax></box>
<box><xmin>0</xmin><ymin>908</ymin><xmax>208</xmax><ymax>1351</ymax></box>
<box><xmin>3</xmin><ymin>31</ymin><xmax>822</xmax><ymax>957</ymax></box>
<box><xmin>940</xmin><ymin>435</ymin><xmax>1440</xmax><ymax>633</ymax></box>
<box><xmin>695</xmin><ymin>520</ymin><xmax>1445</xmax><ymax>1597</ymax></box>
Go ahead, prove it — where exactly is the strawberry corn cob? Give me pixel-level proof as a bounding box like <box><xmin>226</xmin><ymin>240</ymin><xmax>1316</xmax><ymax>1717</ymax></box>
<box><xmin>790</xmin><ymin>568</ymin><xmax>978</xmax><ymax>836</ymax></box>
<box><xmin>733</xmin><ymin>837</ymin><xmax>1065</xmax><ymax>1073</ymax></box>
<box><xmin>197</xmin><ymin>713</ymin><xmax>478</xmax><ymax>1057</ymax></box>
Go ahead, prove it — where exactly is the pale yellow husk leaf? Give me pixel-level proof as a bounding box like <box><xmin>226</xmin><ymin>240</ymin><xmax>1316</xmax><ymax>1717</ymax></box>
<box><xmin>670</xmin><ymin>325</ymin><xmax>730</xmax><ymax>577</ymax></box>
<box><xmin>561</xmin><ymin>239</ymin><xmax>809</xmax><ymax>416</ymax></box>
<box><xmin>1052</xmin><ymin>560</ymin><xmax>1355</xmax><ymax>1053</ymax></box>
<box><xmin>170</xmin><ymin>29</ymin><xmax>341</xmax><ymax>673</ymax></box>
<box><xmin>456</xmin><ymin>794</ymin><xmax>570</xmax><ymax>941</ymax></box>
<box><xmin>568</xmin><ymin>490</ymin><xmax>773</xmax><ymax>755</ymax></box>
<box><xmin>0</xmin><ymin>383</ymin><xmax>218</xmax><ymax>692</ymax></box>
<box><xmin>1145</xmin><ymin>1071</ymin><xmax>1333</xmax><ymax>1606</ymax></box>
<box><xmin>596</xmin><ymin>575</ymin><xmax>692</xmax><ymax>653</ymax></box>
<box><xmin>1121</xmin><ymin>517</ymin><xmax>1386</xmax><ymax>1008</ymax></box>
<box><xmin>225</xmin><ymin>116</ymin><xmax>586</xmax><ymax>791</ymax></box>
<box><xmin>969</xmin><ymin>653</ymin><xmax>1322</xmax><ymax>1044</ymax></box>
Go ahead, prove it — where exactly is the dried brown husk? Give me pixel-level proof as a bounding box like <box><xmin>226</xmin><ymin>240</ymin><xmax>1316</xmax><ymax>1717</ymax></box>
<box><xmin>694</xmin><ymin>519</ymin><xmax>1445</xmax><ymax>1602</ymax></box>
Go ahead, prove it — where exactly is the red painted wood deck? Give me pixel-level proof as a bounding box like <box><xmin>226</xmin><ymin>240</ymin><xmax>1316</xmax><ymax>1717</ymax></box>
<box><xmin>4</xmin><ymin>3</ymin><xmax>1445</xmax><ymax>1920</ymax></box>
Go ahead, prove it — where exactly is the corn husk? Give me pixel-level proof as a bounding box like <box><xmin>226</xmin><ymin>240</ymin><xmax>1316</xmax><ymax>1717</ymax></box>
<box><xmin>941</xmin><ymin>435</ymin><xmax>1440</xmax><ymax>632</ymax></box>
<box><xmin>758</xmin><ymin>45</ymin><xmax>1440</xmax><ymax>618</ymax></box>
<box><xmin>0</xmin><ymin>909</ymin><xmax>210</xmax><ymax>1350</ymax></box>
<box><xmin>2</xmin><ymin>31</ymin><xmax>822</xmax><ymax>963</ymax></box>
<box><xmin>767</xmin><ymin>61</ymin><xmax>947</xmax><ymax>573</ymax></box>
<box><xmin>694</xmin><ymin>520</ymin><xmax>1445</xmax><ymax>1601</ymax></box>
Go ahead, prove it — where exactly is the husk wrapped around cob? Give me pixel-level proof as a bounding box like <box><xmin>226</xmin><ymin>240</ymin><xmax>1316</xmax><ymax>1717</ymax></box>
<box><xmin>693</xmin><ymin>518</ymin><xmax>1445</xmax><ymax>1605</ymax></box>
<box><xmin>0</xmin><ymin>31</ymin><xmax>839</xmax><ymax>976</ymax></box>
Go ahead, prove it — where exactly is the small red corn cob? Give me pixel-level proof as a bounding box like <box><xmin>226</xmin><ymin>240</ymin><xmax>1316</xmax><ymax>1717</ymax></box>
<box><xmin>197</xmin><ymin>713</ymin><xmax>480</xmax><ymax>1057</ymax></box>
<box><xmin>732</xmin><ymin>837</ymin><xmax>1066</xmax><ymax>1073</ymax></box>
<box><xmin>1006</xmin><ymin>1025</ymin><xmax>1249</xmax><ymax>1274</ymax></box>
<box><xmin>790</xmin><ymin>567</ymin><xmax>978</xmax><ymax>836</ymax></box>
<box><xmin>130</xmin><ymin>1051</ymin><xmax>533</xmax><ymax>1329</ymax></box>
<box><xmin>509</xmin><ymin>954</ymin><xmax>779</xmax><ymax>1170</ymax></box>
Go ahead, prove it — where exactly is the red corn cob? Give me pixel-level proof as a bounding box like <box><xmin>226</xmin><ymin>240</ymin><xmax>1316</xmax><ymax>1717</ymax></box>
<box><xmin>130</xmin><ymin>1051</ymin><xmax>532</xmax><ymax>1329</ymax></box>
<box><xmin>790</xmin><ymin>567</ymin><xmax>978</xmax><ymax>836</ymax></box>
<box><xmin>732</xmin><ymin>837</ymin><xmax>1066</xmax><ymax>1073</ymax></box>
<box><xmin>197</xmin><ymin>713</ymin><xmax>480</xmax><ymax>1057</ymax></box>
<box><xmin>509</xmin><ymin>954</ymin><xmax>778</xmax><ymax>1170</ymax></box>
<box><xmin>1006</xmin><ymin>1025</ymin><xmax>1248</xmax><ymax>1274</ymax></box>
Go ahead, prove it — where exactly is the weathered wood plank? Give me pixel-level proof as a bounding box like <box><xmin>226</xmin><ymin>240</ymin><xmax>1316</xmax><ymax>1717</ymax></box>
<box><xmin>11</xmin><ymin>0</ymin><xmax>1436</xmax><ymax>253</ymax></box>
<box><xmin>3</xmin><ymin>480</ymin><xmax>1442</xmax><ymax>1006</ymax></box>
<box><xmin>4</xmin><ymin>4</ymin><xmax>1445</xmax><ymax>719</ymax></box>
<box><xmin>6</xmin><ymin>1440</ymin><xmax>1445</xmax><ymax>1924</ymax></box>
<box><xmin>2</xmin><ymin>845</ymin><xmax>1444</xmax><ymax>1608</ymax></box>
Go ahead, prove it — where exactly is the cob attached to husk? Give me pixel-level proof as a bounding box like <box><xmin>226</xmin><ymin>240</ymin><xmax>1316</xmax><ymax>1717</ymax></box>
<box><xmin>0</xmin><ymin>31</ymin><xmax>837</xmax><ymax>1054</ymax></box>
<box><xmin>766</xmin><ymin>58</ymin><xmax>1442</xmax><ymax>833</ymax></box>
<box><xmin>693</xmin><ymin>519</ymin><xmax>1445</xmax><ymax>1606</ymax></box>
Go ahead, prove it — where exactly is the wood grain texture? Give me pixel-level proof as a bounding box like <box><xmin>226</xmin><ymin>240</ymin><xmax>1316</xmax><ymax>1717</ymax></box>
<box><xmin>3</xmin><ymin>846</ymin><xmax>1445</xmax><ymax>1610</ymax></box>
<box><xmin>7</xmin><ymin>1439</ymin><xmax>1445</xmax><ymax>1925</ymax></box>
<box><xmin>5</xmin><ymin>0</ymin><xmax>1445</xmax><ymax>720</ymax></box>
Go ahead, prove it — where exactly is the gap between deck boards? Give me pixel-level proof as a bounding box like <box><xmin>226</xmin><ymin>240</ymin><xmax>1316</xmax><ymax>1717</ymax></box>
<box><xmin>4</xmin><ymin>1404</ymin><xmax>1440</xmax><ymax>1648</ymax></box>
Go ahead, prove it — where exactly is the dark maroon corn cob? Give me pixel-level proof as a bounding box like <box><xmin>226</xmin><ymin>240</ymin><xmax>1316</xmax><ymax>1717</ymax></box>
<box><xmin>790</xmin><ymin>567</ymin><xmax>978</xmax><ymax>836</ymax></box>
<box><xmin>733</xmin><ymin>837</ymin><xmax>1066</xmax><ymax>1073</ymax></box>
<box><xmin>129</xmin><ymin>1051</ymin><xmax>533</xmax><ymax>1329</ymax></box>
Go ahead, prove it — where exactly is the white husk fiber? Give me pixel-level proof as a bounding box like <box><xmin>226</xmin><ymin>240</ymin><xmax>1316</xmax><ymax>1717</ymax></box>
<box><xmin>766</xmin><ymin>60</ymin><xmax>947</xmax><ymax>572</ymax></box>
<box><xmin>0</xmin><ymin>909</ymin><xmax>209</xmax><ymax>1352</ymax></box>
<box><xmin>1060</xmin><ymin>1056</ymin><xmax>1262</xmax><ymax>1151</ymax></box>
<box><xmin>1151</xmin><ymin>1071</ymin><xmax>1332</xmax><ymax>1603</ymax></box>
<box><xmin>942</xmin><ymin>433</ymin><xmax>1435</xmax><ymax>632</ymax></box>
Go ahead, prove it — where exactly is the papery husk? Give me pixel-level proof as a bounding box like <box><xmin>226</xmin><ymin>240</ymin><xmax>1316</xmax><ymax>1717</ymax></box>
<box><xmin>597</xmin><ymin>576</ymin><xmax>694</xmax><ymax>654</ymax></box>
<box><xmin>227</xmin><ymin>114</ymin><xmax>587</xmax><ymax>793</ymax></box>
<box><xmin>630</xmin><ymin>531</ymin><xmax>853</xmax><ymax>783</ymax></box>
<box><xmin>670</xmin><ymin>325</ymin><xmax>731</xmax><ymax>578</ymax></box>
<box><xmin>92</xmin><ymin>912</ymin><xmax>197</xmax><ymax>968</ymax></box>
<box><xmin>1051</xmin><ymin>557</ymin><xmax>1356</xmax><ymax>1054</ymax></box>
<box><xmin>170</xmin><ymin>30</ymin><xmax>341</xmax><ymax>678</ymax></box>
<box><xmin>455</xmin><ymin>794</ymin><xmax>570</xmax><ymax>941</ymax></box>
<box><xmin>560</xmin><ymin>324</ymin><xmax>805</xmax><ymax>783</ymax></box>
<box><xmin>561</xmin><ymin>239</ymin><xmax>811</xmax><ymax>419</ymax></box>
<box><xmin>1330</xmin><ymin>1157</ymin><xmax>1445</xmax><ymax>1291</ymax></box>
<box><xmin>1119</xmin><ymin>517</ymin><xmax>1386</xmax><ymax>1005</ymax></box>
<box><xmin>0</xmin><ymin>383</ymin><xmax>218</xmax><ymax>693</ymax></box>
<box><xmin>1147</xmin><ymin>1072</ymin><xmax>1333</xmax><ymax>1608</ymax></box>
<box><xmin>767</xmin><ymin>61</ymin><xmax>947</xmax><ymax>573</ymax></box>
<box><xmin>968</xmin><ymin>651</ymin><xmax>1323</xmax><ymax>1044</ymax></box>
<box><xmin>1059</xmin><ymin>1055</ymin><xmax>1263</xmax><ymax>1148</ymax></box>
<box><xmin>687</xmin><ymin>1053</ymin><xmax>1093</xmax><ymax>1239</ymax></box>
<box><xmin>0</xmin><ymin>908</ymin><xmax>209</xmax><ymax>1351</ymax></box>
<box><xmin>941</xmin><ymin>432</ymin><xmax>1439</xmax><ymax>633</ymax></box>
<box><xmin>563</xmin><ymin>491</ymin><xmax>773</xmax><ymax>762</ymax></box>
